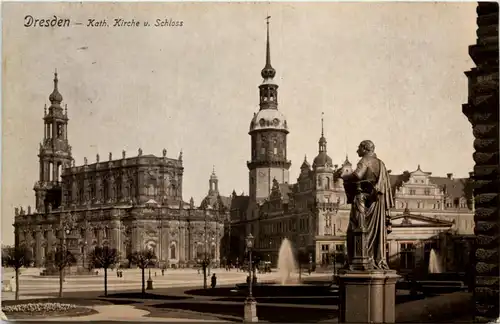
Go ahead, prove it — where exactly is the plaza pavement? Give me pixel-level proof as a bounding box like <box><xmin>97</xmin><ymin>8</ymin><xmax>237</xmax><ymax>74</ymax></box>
<box><xmin>7</xmin><ymin>304</ymin><xmax>229</xmax><ymax>322</ymax></box>
<box><xmin>1</xmin><ymin>267</ymin><xmax>329</xmax><ymax>322</ymax></box>
<box><xmin>1</xmin><ymin>267</ymin><xmax>326</xmax><ymax>300</ymax></box>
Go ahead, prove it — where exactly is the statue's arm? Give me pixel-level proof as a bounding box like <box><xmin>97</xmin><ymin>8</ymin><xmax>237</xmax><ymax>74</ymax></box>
<box><xmin>342</xmin><ymin>161</ymin><xmax>367</xmax><ymax>182</ymax></box>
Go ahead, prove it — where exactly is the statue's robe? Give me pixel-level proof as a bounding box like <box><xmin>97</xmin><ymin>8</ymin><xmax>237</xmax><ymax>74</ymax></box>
<box><xmin>345</xmin><ymin>153</ymin><xmax>394</xmax><ymax>270</ymax></box>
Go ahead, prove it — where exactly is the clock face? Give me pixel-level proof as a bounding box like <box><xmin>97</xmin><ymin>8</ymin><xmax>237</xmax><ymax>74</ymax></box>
<box><xmin>258</xmin><ymin>171</ymin><xmax>266</xmax><ymax>177</ymax></box>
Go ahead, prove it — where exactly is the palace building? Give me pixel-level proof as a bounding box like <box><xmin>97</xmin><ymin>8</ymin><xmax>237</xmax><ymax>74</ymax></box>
<box><xmin>227</xmin><ymin>21</ymin><xmax>475</xmax><ymax>275</ymax></box>
<box><xmin>13</xmin><ymin>72</ymin><xmax>230</xmax><ymax>269</ymax></box>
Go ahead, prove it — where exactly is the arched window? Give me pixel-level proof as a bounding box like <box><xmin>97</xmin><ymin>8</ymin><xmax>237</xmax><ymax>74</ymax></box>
<box><xmin>103</xmin><ymin>180</ymin><xmax>109</xmax><ymax>201</ymax></box>
<box><xmin>326</xmin><ymin>177</ymin><xmax>331</xmax><ymax>190</ymax></box>
<box><xmin>170</xmin><ymin>244</ymin><xmax>176</xmax><ymax>259</ymax></box>
<box><xmin>210</xmin><ymin>245</ymin><xmax>216</xmax><ymax>259</ymax></box>
<box><xmin>148</xmin><ymin>184</ymin><xmax>155</xmax><ymax>196</ymax></box>
<box><xmin>196</xmin><ymin>244</ymin><xmax>203</xmax><ymax>259</ymax></box>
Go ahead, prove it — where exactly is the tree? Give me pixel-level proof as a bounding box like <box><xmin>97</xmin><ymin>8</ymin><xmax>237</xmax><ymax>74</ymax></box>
<box><xmin>46</xmin><ymin>248</ymin><xmax>77</xmax><ymax>298</ymax></box>
<box><xmin>87</xmin><ymin>246</ymin><xmax>121</xmax><ymax>296</ymax></box>
<box><xmin>1</xmin><ymin>245</ymin><xmax>33</xmax><ymax>300</ymax></box>
<box><xmin>131</xmin><ymin>249</ymin><xmax>157</xmax><ymax>295</ymax></box>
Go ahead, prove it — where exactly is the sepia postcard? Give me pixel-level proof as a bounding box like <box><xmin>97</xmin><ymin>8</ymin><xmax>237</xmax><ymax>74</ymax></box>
<box><xmin>2</xmin><ymin>1</ymin><xmax>497</xmax><ymax>323</ymax></box>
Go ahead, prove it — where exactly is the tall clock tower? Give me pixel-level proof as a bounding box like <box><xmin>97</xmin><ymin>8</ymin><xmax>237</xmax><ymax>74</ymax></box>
<box><xmin>247</xmin><ymin>19</ymin><xmax>291</xmax><ymax>203</ymax></box>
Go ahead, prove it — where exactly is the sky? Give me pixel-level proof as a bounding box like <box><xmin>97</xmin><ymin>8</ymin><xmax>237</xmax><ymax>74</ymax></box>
<box><xmin>1</xmin><ymin>2</ymin><xmax>477</xmax><ymax>245</ymax></box>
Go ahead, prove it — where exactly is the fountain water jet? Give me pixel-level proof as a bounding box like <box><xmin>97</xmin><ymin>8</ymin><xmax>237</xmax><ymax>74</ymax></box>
<box><xmin>428</xmin><ymin>249</ymin><xmax>442</xmax><ymax>274</ymax></box>
<box><xmin>277</xmin><ymin>238</ymin><xmax>298</xmax><ymax>285</ymax></box>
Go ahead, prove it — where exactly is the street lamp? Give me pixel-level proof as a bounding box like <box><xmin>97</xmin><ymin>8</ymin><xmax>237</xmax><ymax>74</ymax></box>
<box><xmin>244</xmin><ymin>233</ymin><xmax>258</xmax><ymax>322</ymax></box>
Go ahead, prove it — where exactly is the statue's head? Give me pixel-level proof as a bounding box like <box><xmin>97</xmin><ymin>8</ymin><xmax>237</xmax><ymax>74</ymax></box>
<box><xmin>357</xmin><ymin>140</ymin><xmax>375</xmax><ymax>157</ymax></box>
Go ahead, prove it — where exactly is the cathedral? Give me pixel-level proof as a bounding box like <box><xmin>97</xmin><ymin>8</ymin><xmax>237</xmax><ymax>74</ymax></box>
<box><xmin>13</xmin><ymin>72</ymin><xmax>230</xmax><ymax>269</ymax></box>
<box><xmin>227</xmin><ymin>21</ymin><xmax>475</xmax><ymax>276</ymax></box>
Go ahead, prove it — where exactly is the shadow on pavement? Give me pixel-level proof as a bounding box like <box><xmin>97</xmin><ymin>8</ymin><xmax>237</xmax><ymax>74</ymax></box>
<box><xmin>212</xmin><ymin>296</ymin><xmax>338</xmax><ymax>305</ymax></box>
<box><xmin>101</xmin><ymin>292</ymin><xmax>192</xmax><ymax>301</ymax></box>
<box><xmin>150</xmin><ymin>302</ymin><xmax>338</xmax><ymax>322</ymax></box>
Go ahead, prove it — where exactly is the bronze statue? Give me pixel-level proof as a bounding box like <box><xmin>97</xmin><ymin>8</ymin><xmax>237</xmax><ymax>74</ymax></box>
<box><xmin>338</xmin><ymin>140</ymin><xmax>393</xmax><ymax>270</ymax></box>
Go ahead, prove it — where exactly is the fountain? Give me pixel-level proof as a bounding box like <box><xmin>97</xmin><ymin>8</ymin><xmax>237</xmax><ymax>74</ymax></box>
<box><xmin>277</xmin><ymin>238</ymin><xmax>298</xmax><ymax>285</ymax></box>
<box><xmin>234</xmin><ymin>238</ymin><xmax>334</xmax><ymax>297</ymax></box>
<box><xmin>428</xmin><ymin>249</ymin><xmax>442</xmax><ymax>274</ymax></box>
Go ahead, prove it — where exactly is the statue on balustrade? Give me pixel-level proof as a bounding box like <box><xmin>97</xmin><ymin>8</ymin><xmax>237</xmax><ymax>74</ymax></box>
<box><xmin>337</xmin><ymin>140</ymin><xmax>393</xmax><ymax>271</ymax></box>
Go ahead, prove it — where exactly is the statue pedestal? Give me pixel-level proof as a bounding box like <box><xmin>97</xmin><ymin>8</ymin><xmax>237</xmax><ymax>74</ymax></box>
<box><xmin>243</xmin><ymin>298</ymin><xmax>258</xmax><ymax>322</ymax></box>
<box><xmin>338</xmin><ymin>269</ymin><xmax>400</xmax><ymax>324</ymax></box>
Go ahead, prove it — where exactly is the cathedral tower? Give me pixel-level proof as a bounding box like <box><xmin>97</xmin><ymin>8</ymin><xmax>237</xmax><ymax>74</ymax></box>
<box><xmin>208</xmin><ymin>166</ymin><xmax>219</xmax><ymax>196</ymax></box>
<box><xmin>312</xmin><ymin>114</ymin><xmax>336</xmax><ymax>236</ymax></box>
<box><xmin>247</xmin><ymin>18</ymin><xmax>291</xmax><ymax>202</ymax></box>
<box><xmin>33</xmin><ymin>71</ymin><xmax>73</xmax><ymax>212</ymax></box>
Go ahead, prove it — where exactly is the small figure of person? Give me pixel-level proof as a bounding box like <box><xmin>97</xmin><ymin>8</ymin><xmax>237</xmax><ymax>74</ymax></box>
<box><xmin>211</xmin><ymin>273</ymin><xmax>217</xmax><ymax>289</ymax></box>
<box><xmin>162</xmin><ymin>269</ymin><xmax>165</xmax><ymax>276</ymax></box>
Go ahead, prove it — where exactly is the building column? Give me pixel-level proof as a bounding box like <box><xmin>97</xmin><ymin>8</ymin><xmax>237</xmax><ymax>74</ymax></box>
<box><xmin>108</xmin><ymin>176</ymin><xmax>114</xmax><ymax>203</ymax></box>
<box><xmin>95</xmin><ymin>176</ymin><xmax>102</xmax><ymax>203</ymax></box>
<box><xmin>137</xmin><ymin>170</ymin><xmax>145</xmax><ymax>203</ymax></box>
<box><xmin>71</xmin><ymin>177</ymin><xmax>77</xmax><ymax>205</ymax></box>
<box><xmin>179</xmin><ymin>224</ymin><xmax>185</xmax><ymax>263</ymax></box>
<box><xmin>111</xmin><ymin>222</ymin><xmax>120</xmax><ymax>253</ymax></box>
<box><xmin>121</xmin><ymin>175</ymin><xmax>127</xmax><ymax>202</ymax></box>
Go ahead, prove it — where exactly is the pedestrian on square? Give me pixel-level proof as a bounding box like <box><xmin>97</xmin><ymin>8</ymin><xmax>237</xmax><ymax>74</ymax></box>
<box><xmin>211</xmin><ymin>273</ymin><xmax>217</xmax><ymax>289</ymax></box>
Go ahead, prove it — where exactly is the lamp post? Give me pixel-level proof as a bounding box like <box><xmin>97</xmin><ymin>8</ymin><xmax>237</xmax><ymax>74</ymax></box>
<box><xmin>243</xmin><ymin>233</ymin><xmax>258</xmax><ymax>322</ymax></box>
<box><xmin>147</xmin><ymin>266</ymin><xmax>153</xmax><ymax>290</ymax></box>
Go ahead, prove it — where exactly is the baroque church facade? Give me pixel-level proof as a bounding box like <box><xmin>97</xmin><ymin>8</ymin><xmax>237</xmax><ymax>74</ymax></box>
<box><xmin>227</xmin><ymin>22</ymin><xmax>475</xmax><ymax>276</ymax></box>
<box><xmin>13</xmin><ymin>72</ymin><xmax>229</xmax><ymax>269</ymax></box>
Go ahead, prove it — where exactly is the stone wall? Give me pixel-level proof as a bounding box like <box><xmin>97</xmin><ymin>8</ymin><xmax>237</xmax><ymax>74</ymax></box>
<box><xmin>462</xmin><ymin>2</ymin><xmax>499</xmax><ymax>322</ymax></box>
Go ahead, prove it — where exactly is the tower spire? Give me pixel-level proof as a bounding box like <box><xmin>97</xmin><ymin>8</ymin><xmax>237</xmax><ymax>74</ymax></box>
<box><xmin>49</xmin><ymin>69</ymin><xmax>63</xmax><ymax>105</ymax></box>
<box><xmin>319</xmin><ymin>112</ymin><xmax>327</xmax><ymax>153</ymax></box>
<box><xmin>321</xmin><ymin>111</ymin><xmax>324</xmax><ymax>137</ymax></box>
<box><xmin>261</xmin><ymin>16</ymin><xmax>276</xmax><ymax>80</ymax></box>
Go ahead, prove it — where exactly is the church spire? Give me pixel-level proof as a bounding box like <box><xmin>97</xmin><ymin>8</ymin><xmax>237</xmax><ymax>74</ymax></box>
<box><xmin>318</xmin><ymin>112</ymin><xmax>327</xmax><ymax>153</ymax></box>
<box><xmin>49</xmin><ymin>69</ymin><xmax>63</xmax><ymax>105</ymax></box>
<box><xmin>261</xmin><ymin>16</ymin><xmax>276</xmax><ymax>80</ymax></box>
<box><xmin>258</xmin><ymin>16</ymin><xmax>279</xmax><ymax>110</ymax></box>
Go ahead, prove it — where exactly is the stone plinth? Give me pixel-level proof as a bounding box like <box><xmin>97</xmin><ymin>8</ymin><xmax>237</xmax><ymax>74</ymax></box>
<box><xmin>338</xmin><ymin>269</ymin><xmax>400</xmax><ymax>323</ymax></box>
<box><xmin>244</xmin><ymin>298</ymin><xmax>258</xmax><ymax>322</ymax></box>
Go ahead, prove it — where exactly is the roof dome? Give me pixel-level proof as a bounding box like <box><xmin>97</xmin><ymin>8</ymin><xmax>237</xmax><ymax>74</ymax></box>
<box><xmin>313</xmin><ymin>152</ymin><xmax>333</xmax><ymax>168</ymax></box>
<box><xmin>249</xmin><ymin>109</ymin><xmax>288</xmax><ymax>133</ymax></box>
